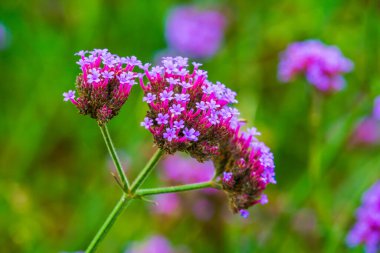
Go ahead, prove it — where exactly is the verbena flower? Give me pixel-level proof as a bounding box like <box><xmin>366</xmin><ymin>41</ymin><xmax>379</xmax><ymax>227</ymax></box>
<box><xmin>63</xmin><ymin>49</ymin><xmax>141</xmax><ymax>125</ymax></box>
<box><xmin>139</xmin><ymin>56</ymin><xmax>239</xmax><ymax>161</ymax></box>
<box><xmin>165</xmin><ymin>6</ymin><xmax>226</xmax><ymax>59</ymax></box>
<box><xmin>278</xmin><ymin>40</ymin><xmax>353</xmax><ymax>92</ymax></box>
<box><xmin>213</xmin><ymin>125</ymin><xmax>276</xmax><ymax>216</ymax></box>
<box><xmin>347</xmin><ymin>181</ymin><xmax>380</xmax><ymax>253</ymax></box>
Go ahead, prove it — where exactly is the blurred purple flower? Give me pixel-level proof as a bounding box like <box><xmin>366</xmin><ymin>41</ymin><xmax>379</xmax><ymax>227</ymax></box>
<box><xmin>152</xmin><ymin>193</ymin><xmax>181</xmax><ymax>216</ymax></box>
<box><xmin>0</xmin><ymin>23</ymin><xmax>10</xmax><ymax>50</ymax></box>
<box><xmin>373</xmin><ymin>96</ymin><xmax>380</xmax><ymax>120</ymax></box>
<box><xmin>165</xmin><ymin>6</ymin><xmax>226</xmax><ymax>59</ymax></box>
<box><xmin>278</xmin><ymin>40</ymin><xmax>353</xmax><ymax>92</ymax></box>
<box><xmin>347</xmin><ymin>181</ymin><xmax>380</xmax><ymax>253</ymax></box>
<box><xmin>351</xmin><ymin>97</ymin><xmax>380</xmax><ymax>146</ymax></box>
<box><xmin>161</xmin><ymin>154</ymin><xmax>214</xmax><ymax>184</ymax></box>
<box><xmin>351</xmin><ymin>118</ymin><xmax>380</xmax><ymax>146</ymax></box>
<box><xmin>192</xmin><ymin>198</ymin><xmax>214</xmax><ymax>221</ymax></box>
<box><xmin>125</xmin><ymin>235</ymin><xmax>176</xmax><ymax>253</ymax></box>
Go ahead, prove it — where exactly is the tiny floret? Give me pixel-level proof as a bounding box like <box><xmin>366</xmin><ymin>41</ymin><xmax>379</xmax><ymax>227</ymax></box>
<box><xmin>239</xmin><ymin>209</ymin><xmax>249</xmax><ymax>219</ymax></box>
<box><xmin>63</xmin><ymin>90</ymin><xmax>75</xmax><ymax>101</ymax></box>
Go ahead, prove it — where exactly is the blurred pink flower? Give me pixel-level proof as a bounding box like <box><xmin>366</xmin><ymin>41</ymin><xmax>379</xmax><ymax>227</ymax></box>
<box><xmin>126</xmin><ymin>235</ymin><xmax>175</xmax><ymax>253</ymax></box>
<box><xmin>161</xmin><ymin>154</ymin><xmax>214</xmax><ymax>183</ymax></box>
<box><xmin>152</xmin><ymin>193</ymin><xmax>181</xmax><ymax>216</ymax></box>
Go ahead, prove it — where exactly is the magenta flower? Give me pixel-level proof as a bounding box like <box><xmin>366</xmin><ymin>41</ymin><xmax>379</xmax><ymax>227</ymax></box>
<box><xmin>213</xmin><ymin>125</ymin><xmax>276</xmax><ymax>214</ymax></box>
<box><xmin>278</xmin><ymin>40</ymin><xmax>353</xmax><ymax>92</ymax></box>
<box><xmin>63</xmin><ymin>49</ymin><xmax>141</xmax><ymax>125</ymax></box>
<box><xmin>165</xmin><ymin>6</ymin><xmax>226</xmax><ymax>59</ymax></box>
<box><xmin>139</xmin><ymin>56</ymin><xmax>239</xmax><ymax>161</ymax></box>
<box><xmin>347</xmin><ymin>181</ymin><xmax>380</xmax><ymax>253</ymax></box>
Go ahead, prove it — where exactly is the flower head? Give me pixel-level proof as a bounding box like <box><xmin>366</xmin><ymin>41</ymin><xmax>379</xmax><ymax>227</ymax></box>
<box><xmin>213</xmin><ymin>125</ymin><xmax>275</xmax><ymax>213</ymax></box>
<box><xmin>347</xmin><ymin>181</ymin><xmax>380</xmax><ymax>253</ymax></box>
<box><xmin>165</xmin><ymin>6</ymin><xmax>226</xmax><ymax>59</ymax></box>
<box><xmin>278</xmin><ymin>40</ymin><xmax>353</xmax><ymax>92</ymax></box>
<box><xmin>140</xmin><ymin>56</ymin><xmax>239</xmax><ymax>161</ymax></box>
<box><xmin>64</xmin><ymin>49</ymin><xmax>140</xmax><ymax>125</ymax></box>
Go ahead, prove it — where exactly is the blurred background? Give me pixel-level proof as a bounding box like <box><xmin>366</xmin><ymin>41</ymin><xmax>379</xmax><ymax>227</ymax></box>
<box><xmin>1</xmin><ymin>0</ymin><xmax>380</xmax><ymax>252</ymax></box>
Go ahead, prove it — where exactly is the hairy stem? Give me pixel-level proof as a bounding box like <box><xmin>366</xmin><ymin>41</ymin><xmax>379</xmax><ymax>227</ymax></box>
<box><xmin>136</xmin><ymin>181</ymin><xmax>217</xmax><ymax>196</ymax></box>
<box><xmin>99</xmin><ymin>124</ymin><xmax>130</xmax><ymax>190</ymax></box>
<box><xmin>85</xmin><ymin>195</ymin><xmax>130</xmax><ymax>253</ymax></box>
<box><xmin>130</xmin><ymin>149</ymin><xmax>165</xmax><ymax>193</ymax></box>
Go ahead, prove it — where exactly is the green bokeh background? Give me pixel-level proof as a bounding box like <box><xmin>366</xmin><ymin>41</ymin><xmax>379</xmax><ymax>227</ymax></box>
<box><xmin>1</xmin><ymin>0</ymin><xmax>379</xmax><ymax>252</ymax></box>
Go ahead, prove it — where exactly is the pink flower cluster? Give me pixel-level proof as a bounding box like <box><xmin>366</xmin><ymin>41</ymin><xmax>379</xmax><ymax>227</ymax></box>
<box><xmin>347</xmin><ymin>181</ymin><xmax>380</xmax><ymax>253</ymax></box>
<box><xmin>64</xmin><ymin>49</ymin><xmax>276</xmax><ymax>217</ymax></box>
<box><xmin>63</xmin><ymin>49</ymin><xmax>141</xmax><ymax>125</ymax></box>
<box><xmin>278</xmin><ymin>40</ymin><xmax>353</xmax><ymax>92</ymax></box>
<box><xmin>165</xmin><ymin>6</ymin><xmax>226</xmax><ymax>59</ymax></box>
<box><xmin>139</xmin><ymin>56</ymin><xmax>239</xmax><ymax>161</ymax></box>
<box><xmin>215</xmin><ymin>126</ymin><xmax>275</xmax><ymax>215</ymax></box>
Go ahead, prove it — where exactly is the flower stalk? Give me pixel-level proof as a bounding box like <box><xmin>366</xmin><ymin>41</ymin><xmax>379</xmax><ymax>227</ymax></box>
<box><xmin>99</xmin><ymin>124</ymin><xmax>130</xmax><ymax>191</ymax></box>
<box><xmin>130</xmin><ymin>149</ymin><xmax>165</xmax><ymax>194</ymax></box>
<box><xmin>308</xmin><ymin>90</ymin><xmax>322</xmax><ymax>182</ymax></box>
<box><xmin>85</xmin><ymin>195</ymin><xmax>130</xmax><ymax>253</ymax></box>
<box><xmin>136</xmin><ymin>181</ymin><xmax>218</xmax><ymax>196</ymax></box>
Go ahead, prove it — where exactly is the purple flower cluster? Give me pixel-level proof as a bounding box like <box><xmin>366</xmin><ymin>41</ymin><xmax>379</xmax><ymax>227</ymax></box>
<box><xmin>351</xmin><ymin>96</ymin><xmax>380</xmax><ymax>146</ymax></box>
<box><xmin>278</xmin><ymin>40</ymin><xmax>353</xmax><ymax>92</ymax></box>
<box><xmin>125</xmin><ymin>235</ymin><xmax>177</xmax><ymax>253</ymax></box>
<box><xmin>63</xmin><ymin>49</ymin><xmax>141</xmax><ymax>125</ymax></box>
<box><xmin>214</xmin><ymin>126</ymin><xmax>276</xmax><ymax>216</ymax></box>
<box><xmin>140</xmin><ymin>56</ymin><xmax>238</xmax><ymax>161</ymax></box>
<box><xmin>165</xmin><ymin>6</ymin><xmax>226</xmax><ymax>59</ymax></box>
<box><xmin>347</xmin><ymin>181</ymin><xmax>380</xmax><ymax>253</ymax></box>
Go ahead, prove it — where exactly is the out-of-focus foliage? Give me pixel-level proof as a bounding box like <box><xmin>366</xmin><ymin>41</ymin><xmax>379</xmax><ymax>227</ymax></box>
<box><xmin>0</xmin><ymin>0</ymin><xmax>379</xmax><ymax>252</ymax></box>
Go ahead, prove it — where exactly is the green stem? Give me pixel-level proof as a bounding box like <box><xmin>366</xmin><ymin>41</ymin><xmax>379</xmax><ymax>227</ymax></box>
<box><xmin>136</xmin><ymin>181</ymin><xmax>217</xmax><ymax>196</ymax></box>
<box><xmin>99</xmin><ymin>124</ymin><xmax>130</xmax><ymax>190</ymax></box>
<box><xmin>85</xmin><ymin>195</ymin><xmax>130</xmax><ymax>253</ymax></box>
<box><xmin>130</xmin><ymin>149</ymin><xmax>165</xmax><ymax>193</ymax></box>
<box><xmin>308</xmin><ymin>90</ymin><xmax>322</xmax><ymax>183</ymax></box>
